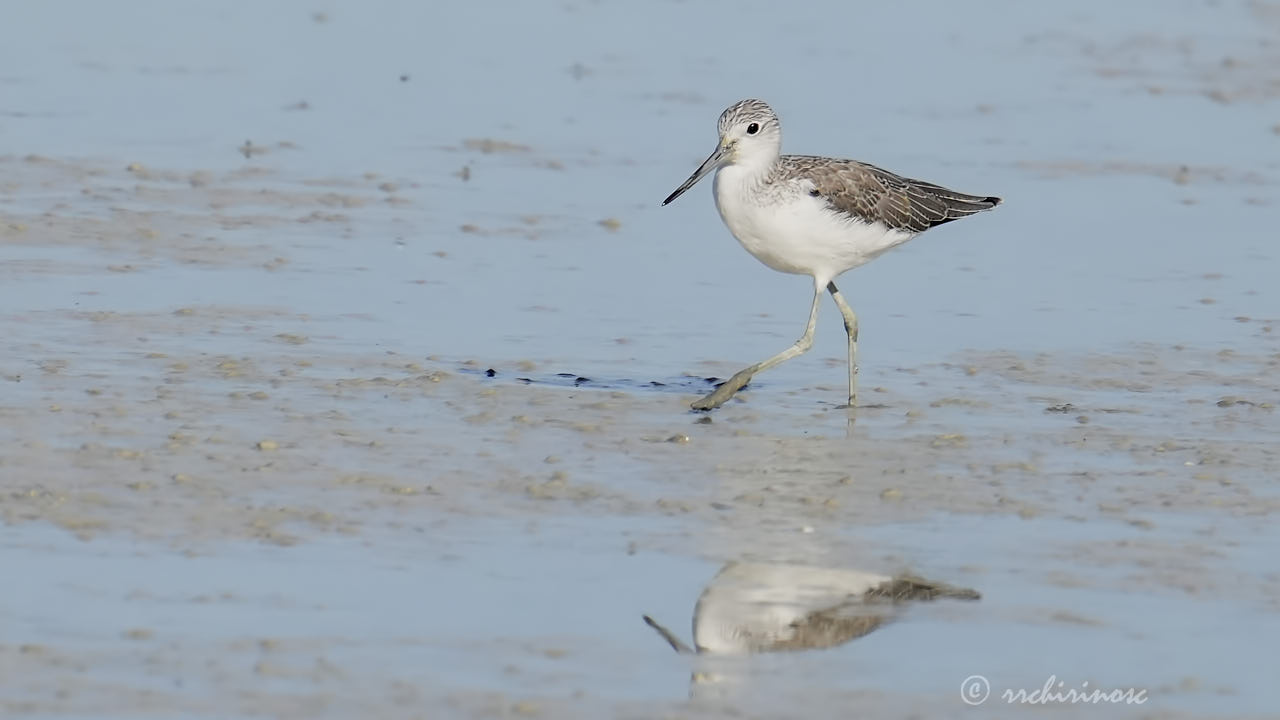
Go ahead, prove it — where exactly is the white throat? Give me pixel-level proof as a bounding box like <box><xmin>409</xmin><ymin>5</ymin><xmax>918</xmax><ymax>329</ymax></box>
<box><xmin>728</xmin><ymin>139</ymin><xmax>780</xmax><ymax>180</ymax></box>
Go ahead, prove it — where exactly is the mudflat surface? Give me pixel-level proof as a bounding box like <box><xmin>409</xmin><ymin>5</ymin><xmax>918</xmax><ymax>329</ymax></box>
<box><xmin>2</xmin><ymin>1</ymin><xmax>1278</xmax><ymax>718</ymax></box>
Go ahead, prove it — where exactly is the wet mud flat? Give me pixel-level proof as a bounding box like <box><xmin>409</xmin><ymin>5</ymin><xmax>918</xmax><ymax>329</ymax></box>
<box><xmin>3</xmin><ymin>333</ymin><xmax>1279</xmax><ymax>718</ymax></box>
<box><xmin>1</xmin><ymin>156</ymin><xmax>1278</xmax><ymax>716</ymax></box>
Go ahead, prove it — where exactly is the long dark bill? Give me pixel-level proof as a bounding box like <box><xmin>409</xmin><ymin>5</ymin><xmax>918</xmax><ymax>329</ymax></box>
<box><xmin>642</xmin><ymin>615</ymin><xmax>695</xmax><ymax>654</ymax></box>
<box><xmin>661</xmin><ymin>144</ymin><xmax>726</xmax><ymax>206</ymax></box>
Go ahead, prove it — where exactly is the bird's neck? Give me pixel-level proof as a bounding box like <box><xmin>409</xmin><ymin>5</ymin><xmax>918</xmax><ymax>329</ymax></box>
<box><xmin>736</xmin><ymin>148</ymin><xmax>780</xmax><ymax>178</ymax></box>
<box><xmin>718</xmin><ymin>153</ymin><xmax>779</xmax><ymax>192</ymax></box>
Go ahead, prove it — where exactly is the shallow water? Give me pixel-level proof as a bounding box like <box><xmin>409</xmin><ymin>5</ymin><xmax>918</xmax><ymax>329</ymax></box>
<box><xmin>2</xmin><ymin>0</ymin><xmax>1279</xmax><ymax>718</ymax></box>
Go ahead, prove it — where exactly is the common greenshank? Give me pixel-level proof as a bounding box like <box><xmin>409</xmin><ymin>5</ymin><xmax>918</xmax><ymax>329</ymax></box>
<box><xmin>663</xmin><ymin>99</ymin><xmax>1001</xmax><ymax>410</ymax></box>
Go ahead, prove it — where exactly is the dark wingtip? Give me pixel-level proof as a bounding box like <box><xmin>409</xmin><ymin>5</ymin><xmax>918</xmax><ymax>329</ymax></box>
<box><xmin>867</xmin><ymin>574</ymin><xmax>983</xmax><ymax>602</ymax></box>
<box><xmin>985</xmin><ymin>196</ymin><xmax>1002</xmax><ymax>206</ymax></box>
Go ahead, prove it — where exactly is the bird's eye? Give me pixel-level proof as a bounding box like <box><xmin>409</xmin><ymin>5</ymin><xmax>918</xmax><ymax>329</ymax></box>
<box><xmin>746</xmin><ymin>122</ymin><xmax>759</xmax><ymax>135</ymax></box>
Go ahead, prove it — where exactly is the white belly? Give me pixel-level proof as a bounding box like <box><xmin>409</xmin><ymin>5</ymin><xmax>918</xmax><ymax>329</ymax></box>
<box><xmin>713</xmin><ymin>168</ymin><xmax>914</xmax><ymax>285</ymax></box>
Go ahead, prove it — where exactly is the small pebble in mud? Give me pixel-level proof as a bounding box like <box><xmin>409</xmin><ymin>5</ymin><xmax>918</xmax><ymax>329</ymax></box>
<box><xmin>256</xmin><ymin>439</ymin><xmax>279</xmax><ymax>451</ymax></box>
<box><xmin>464</xmin><ymin>138</ymin><xmax>531</xmax><ymax>154</ymax></box>
<box><xmin>930</xmin><ymin>397</ymin><xmax>989</xmax><ymax>409</ymax></box>
<box><xmin>1198</xmin><ymin>297</ymin><xmax>1216</xmax><ymax>305</ymax></box>
<box><xmin>544</xmin><ymin>455</ymin><xmax>560</xmax><ymax>464</ymax></box>
<box><xmin>598</xmin><ymin>217</ymin><xmax>621</xmax><ymax>231</ymax></box>
<box><xmin>666</xmin><ymin>434</ymin><xmax>691</xmax><ymax>444</ymax></box>
<box><xmin>1217</xmin><ymin>396</ymin><xmax>1257</xmax><ymax>408</ymax></box>
<box><xmin>656</xmin><ymin>498</ymin><xmax>692</xmax><ymax>513</ymax></box>
<box><xmin>1076</xmin><ymin>415</ymin><xmax>1090</xmax><ymax>424</ymax></box>
<box><xmin>254</xmin><ymin>661</ymin><xmax>287</xmax><ymax>677</ymax></box>
<box><xmin>122</xmin><ymin>628</ymin><xmax>153</xmax><ymax>641</ymax></box>
<box><xmin>511</xmin><ymin>701</ymin><xmax>540</xmax><ymax>716</ymax></box>
<box><xmin>694</xmin><ymin>416</ymin><xmax>712</xmax><ymax>425</ymax></box>
<box><xmin>880</xmin><ymin>488</ymin><xmax>903</xmax><ymax>501</ymax></box>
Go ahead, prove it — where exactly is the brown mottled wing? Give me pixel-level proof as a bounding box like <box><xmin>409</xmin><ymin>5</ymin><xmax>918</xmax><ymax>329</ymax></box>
<box><xmin>762</xmin><ymin>609</ymin><xmax>886</xmax><ymax>652</ymax></box>
<box><xmin>754</xmin><ymin>574</ymin><xmax>981</xmax><ymax>652</ymax></box>
<box><xmin>788</xmin><ymin>155</ymin><xmax>1001</xmax><ymax>233</ymax></box>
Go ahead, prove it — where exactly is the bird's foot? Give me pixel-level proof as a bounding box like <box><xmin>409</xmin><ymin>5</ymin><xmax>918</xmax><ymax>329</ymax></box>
<box><xmin>691</xmin><ymin>368</ymin><xmax>755</xmax><ymax>411</ymax></box>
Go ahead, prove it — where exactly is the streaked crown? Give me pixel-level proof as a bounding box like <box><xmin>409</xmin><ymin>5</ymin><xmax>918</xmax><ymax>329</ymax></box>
<box><xmin>718</xmin><ymin>99</ymin><xmax>779</xmax><ymax>137</ymax></box>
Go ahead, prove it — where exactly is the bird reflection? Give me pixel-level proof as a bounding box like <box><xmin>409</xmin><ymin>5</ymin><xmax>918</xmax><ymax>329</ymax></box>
<box><xmin>643</xmin><ymin>561</ymin><xmax>979</xmax><ymax>657</ymax></box>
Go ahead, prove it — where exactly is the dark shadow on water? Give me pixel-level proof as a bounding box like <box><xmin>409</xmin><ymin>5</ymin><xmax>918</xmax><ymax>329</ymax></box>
<box><xmin>463</xmin><ymin>366</ymin><xmax>729</xmax><ymax>394</ymax></box>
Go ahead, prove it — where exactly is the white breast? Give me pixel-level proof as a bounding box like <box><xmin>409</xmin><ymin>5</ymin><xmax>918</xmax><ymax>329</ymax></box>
<box><xmin>713</xmin><ymin>165</ymin><xmax>914</xmax><ymax>286</ymax></box>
